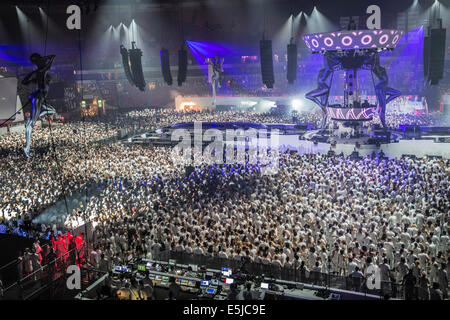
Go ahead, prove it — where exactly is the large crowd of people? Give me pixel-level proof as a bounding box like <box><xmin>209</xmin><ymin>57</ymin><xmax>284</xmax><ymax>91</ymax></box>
<box><xmin>85</xmin><ymin>151</ymin><xmax>448</xmax><ymax>299</ymax></box>
<box><xmin>0</xmin><ymin>108</ymin><xmax>448</xmax><ymax>300</ymax></box>
<box><xmin>0</xmin><ymin>121</ymin><xmax>118</xmax><ymax>238</ymax></box>
<box><xmin>120</xmin><ymin>107</ymin><xmax>449</xmax><ymax>132</ymax></box>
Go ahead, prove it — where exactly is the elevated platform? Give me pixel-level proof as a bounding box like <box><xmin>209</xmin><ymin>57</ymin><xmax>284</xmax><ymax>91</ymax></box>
<box><xmin>302</xmin><ymin>29</ymin><xmax>404</xmax><ymax>53</ymax></box>
<box><xmin>123</xmin><ymin>122</ymin><xmax>450</xmax><ymax>159</ymax></box>
<box><xmin>174</xmin><ymin>95</ymin><xmax>314</xmax><ymax>112</ymax></box>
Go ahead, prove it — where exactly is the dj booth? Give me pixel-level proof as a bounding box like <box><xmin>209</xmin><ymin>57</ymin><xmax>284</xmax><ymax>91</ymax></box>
<box><xmin>112</xmin><ymin>261</ymin><xmax>243</xmax><ymax>300</ymax></box>
<box><xmin>76</xmin><ymin>258</ymin><xmax>382</xmax><ymax>301</ymax></box>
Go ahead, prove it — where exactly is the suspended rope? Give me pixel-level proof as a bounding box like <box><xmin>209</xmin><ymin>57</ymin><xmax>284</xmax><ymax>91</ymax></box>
<box><xmin>43</xmin><ymin>0</ymin><xmax>50</xmax><ymax>55</ymax></box>
<box><xmin>41</xmin><ymin>0</ymin><xmax>73</xmax><ymax>233</ymax></box>
<box><xmin>130</xmin><ymin>4</ymin><xmax>135</xmax><ymax>45</ymax></box>
<box><xmin>290</xmin><ymin>0</ymin><xmax>294</xmax><ymax>42</ymax></box>
<box><xmin>262</xmin><ymin>0</ymin><xmax>267</xmax><ymax>40</ymax></box>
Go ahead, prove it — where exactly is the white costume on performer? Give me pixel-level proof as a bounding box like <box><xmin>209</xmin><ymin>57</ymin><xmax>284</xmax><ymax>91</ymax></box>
<box><xmin>207</xmin><ymin>56</ymin><xmax>224</xmax><ymax>107</ymax></box>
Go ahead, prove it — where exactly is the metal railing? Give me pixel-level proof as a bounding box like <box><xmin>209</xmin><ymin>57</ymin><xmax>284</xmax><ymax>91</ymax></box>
<box><xmin>1</xmin><ymin>242</ymin><xmax>91</xmax><ymax>300</ymax></box>
<box><xmin>152</xmin><ymin>250</ymin><xmax>409</xmax><ymax>299</ymax></box>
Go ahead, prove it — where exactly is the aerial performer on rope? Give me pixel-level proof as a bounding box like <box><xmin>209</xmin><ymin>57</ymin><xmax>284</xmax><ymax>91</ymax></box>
<box><xmin>206</xmin><ymin>55</ymin><xmax>224</xmax><ymax>107</ymax></box>
<box><xmin>21</xmin><ymin>53</ymin><xmax>56</xmax><ymax>157</ymax></box>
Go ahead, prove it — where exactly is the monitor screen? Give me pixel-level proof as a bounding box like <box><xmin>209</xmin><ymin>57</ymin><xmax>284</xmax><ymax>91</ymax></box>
<box><xmin>225</xmin><ymin>278</ymin><xmax>234</xmax><ymax>284</ymax></box>
<box><xmin>187</xmin><ymin>280</ymin><xmax>196</xmax><ymax>287</ymax></box>
<box><xmin>200</xmin><ymin>280</ymin><xmax>209</xmax><ymax>287</ymax></box>
<box><xmin>146</xmin><ymin>262</ymin><xmax>152</xmax><ymax>269</ymax></box>
<box><xmin>181</xmin><ymin>279</ymin><xmax>188</xmax><ymax>286</ymax></box>
<box><xmin>155</xmin><ymin>275</ymin><xmax>162</xmax><ymax>280</ymax></box>
<box><xmin>137</xmin><ymin>265</ymin><xmax>146</xmax><ymax>272</ymax></box>
<box><xmin>175</xmin><ymin>278</ymin><xmax>181</xmax><ymax>284</ymax></box>
<box><xmin>162</xmin><ymin>276</ymin><xmax>169</xmax><ymax>282</ymax></box>
<box><xmin>211</xmin><ymin>279</ymin><xmax>219</xmax><ymax>286</ymax></box>
<box><xmin>206</xmin><ymin>288</ymin><xmax>216</xmax><ymax>294</ymax></box>
<box><xmin>205</xmin><ymin>272</ymin><xmax>213</xmax><ymax>280</ymax></box>
<box><xmin>261</xmin><ymin>282</ymin><xmax>269</xmax><ymax>289</ymax></box>
<box><xmin>221</xmin><ymin>268</ymin><xmax>232</xmax><ymax>277</ymax></box>
<box><xmin>114</xmin><ymin>265</ymin><xmax>122</xmax><ymax>272</ymax></box>
<box><xmin>189</xmin><ymin>264</ymin><xmax>198</xmax><ymax>272</ymax></box>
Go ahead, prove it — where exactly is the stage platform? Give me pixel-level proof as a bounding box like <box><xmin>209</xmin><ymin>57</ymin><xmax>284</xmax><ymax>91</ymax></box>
<box><xmin>124</xmin><ymin>123</ymin><xmax>450</xmax><ymax>159</ymax></box>
<box><xmin>175</xmin><ymin>95</ymin><xmax>314</xmax><ymax>111</ymax></box>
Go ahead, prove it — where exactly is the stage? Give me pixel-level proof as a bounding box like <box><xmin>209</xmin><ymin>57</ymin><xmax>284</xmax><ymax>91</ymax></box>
<box><xmin>175</xmin><ymin>95</ymin><xmax>315</xmax><ymax>112</ymax></box>
<box><xmin>124</xmin><ymin>123</ymin><xmax>450</xmax><ymax>159</ymax></box>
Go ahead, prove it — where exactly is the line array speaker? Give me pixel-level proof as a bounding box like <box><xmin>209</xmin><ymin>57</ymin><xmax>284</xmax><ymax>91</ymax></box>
<box><xmin>160</xmin><ymin>48</ymin><xmax>173</xmax><ymax>85</ymax></box>
<box><xmin>260</xmin><ymin>40</ymin><xmax>274</xmax><ymax>89</ymax></box>
<box><xmin>428</xmin><ymin>28</ymin><xmax>446</xmax><ymax>85</ymax></box>
<box><xmin>178</xmin><ymin>47</ymin><xmax>188</xmax><ymax>86</ymax></box>
<box><xmin>129</xmin><ymin>42</ymin><xmax>146</xmax><ymax>91</ymax></box>
<box><xmin>120</xmin><ymin>45</ymin><xmax>134</xmax><ymax>87</ymax></box>
<box><xmin>287</xmin><ymin>43</ymin><xmax>297</xmax><ymax>84</ymax></box>
<box><xmin>423</xmin><ymin>35</ymin><xmax>430</xmax><ymax>78</ymax></box>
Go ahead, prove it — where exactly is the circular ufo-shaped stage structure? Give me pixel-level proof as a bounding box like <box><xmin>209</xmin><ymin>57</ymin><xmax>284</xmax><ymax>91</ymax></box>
<box><xmin>302</xmin><ymin>29</ymin><xmax>404</xmax><ymax>138</ymax></box>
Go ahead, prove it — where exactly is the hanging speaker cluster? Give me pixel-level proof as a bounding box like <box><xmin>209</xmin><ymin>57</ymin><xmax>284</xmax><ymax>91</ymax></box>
<box><xmin>178</xmin><ymin>47</ymin><xmax>188</xmax><ymax>86</ymax></box>
<box><xmin>160</xmin><ymin>48</ymin><xmax>172</xmax><ymax>85</ymax></box>
<box><xmin>120</xmin><ymin>45</ymin><xmax>134</xmax><ymax>87</ymax></box>
<box><xmin>159</xmin><ymin>46</ymin><xmax>188</xmax><ymax>87</ymax></box>
<box><xmin>424</xmin><ymin>26</ymin><xmax>446</xmax><ymax>85</ymax></box>
<box><xmin>120</xmin><ymin>42</ymin><xmax>146</xmax><ymax>91</ymax></box>
<box><xmin>287</xmin><ymin>43</ymin><xmax>297</xmax><ymax>84</ymax></box>
<box><xmin>423</xmin><ymin>35</ymin><xmax>430</xmax><ymax>78</ymax></box>
<box><xmin>260</xmin><ymin>39</ymin><xmax>274</xmax><ymax>89</ymax></box>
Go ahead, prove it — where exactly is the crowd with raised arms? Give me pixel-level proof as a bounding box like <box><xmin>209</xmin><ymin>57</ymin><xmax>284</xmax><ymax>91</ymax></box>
<box><xmin>0</xmin><ymin>108</ymin><xmax>448</xmax><ymax>300</ymax></box>
<box><xmin>121</xmin><ymin>108</ymin><xmax>449</xmax><ymax>131</ymax></box>
<box><xmin>367</xmin><ymin>112</ymin><xmax>450</xmax><ymax>130</ymax></box>
<box><xmin>122</xmin><ymin>109</ymin><xmax>317</xmax><ymax>126</ymax></box>
<box><xmin>0</xmin><ymin>121</ymin><xmax>118</xmax><ymax>238</ymax></box>
<box><xmin>83</xmin><ymin>150</ymin><xmax>448</xmax><ymax>300</ymax></box>
<box><xmin>0</xmin><ymin>109</ymin><xmax>298</xmax><ymax>237</ymax></box>
<box><xmin>0</xmin><ymin>108</ymin><xmax>448</xmax><ymax>236</ymax></box>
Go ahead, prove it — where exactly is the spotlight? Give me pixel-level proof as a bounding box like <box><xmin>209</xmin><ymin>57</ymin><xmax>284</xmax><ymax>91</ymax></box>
<box><xmin>292</xmin><ymin>99</ymin><xmax>302</xmax><ymax>110</ymax></box>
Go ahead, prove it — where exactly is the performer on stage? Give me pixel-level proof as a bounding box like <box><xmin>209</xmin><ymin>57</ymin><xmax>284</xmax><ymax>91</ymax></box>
<box><xmin>206</xmin><ymin>55</ymin><xmax>224</xmax><ymax>107</ymax></box>
<box><xmin>21</xmin><ymin>53</ymin><xmax>56</xmax><ymax>157</ymax></box>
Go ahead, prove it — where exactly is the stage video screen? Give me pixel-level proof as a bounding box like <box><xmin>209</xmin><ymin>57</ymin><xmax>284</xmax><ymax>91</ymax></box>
<box><xmin>0</xmin><ymin>77</ymin><xmax>18</xmax><ymax>121</ymax></box>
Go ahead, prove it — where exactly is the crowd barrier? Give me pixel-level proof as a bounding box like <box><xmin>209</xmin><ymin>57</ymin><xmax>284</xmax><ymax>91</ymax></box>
<box><xmin>153</xmin><ymin>250</ymin><xmax>407</xmax><ymax>300</ymax></box>
<box><xmin>0</xmin><ymin>242</ymin><xmax>91</xmax><ymax>300</ymax></box>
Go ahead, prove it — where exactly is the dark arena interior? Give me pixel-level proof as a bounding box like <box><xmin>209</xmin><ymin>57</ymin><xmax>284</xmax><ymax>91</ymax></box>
<box><xmin>0</xmin><ymin>0</ymin><xmax>449</xmax><ymax>309</ymax></box>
